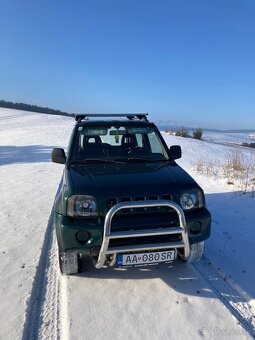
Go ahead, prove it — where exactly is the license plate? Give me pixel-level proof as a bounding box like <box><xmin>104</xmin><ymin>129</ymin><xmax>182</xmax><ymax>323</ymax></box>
<box><xmin>117</xmin><ymin>250</ymin><xmax>176</xmax><ymax>267</ymax></box>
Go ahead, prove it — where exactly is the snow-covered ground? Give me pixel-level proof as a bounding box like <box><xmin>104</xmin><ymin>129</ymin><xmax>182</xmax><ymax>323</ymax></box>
<box><xmin>0</xmin><ymin>109</ymin><xmax>74</xmax><ymax>339</ymax></box>
<box><xmin>0</xmin><ymin>108</ymin><xmax>254</xmax><ymax>339</ymax></box>
<box><xmin>162</xmin><ymin>132</ymin><xmax>255</xmax><ymax>304</ymax></box>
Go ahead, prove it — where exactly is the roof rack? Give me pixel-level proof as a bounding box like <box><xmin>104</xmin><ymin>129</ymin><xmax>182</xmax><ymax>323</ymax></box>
<box><xmin>73</xmin><ymin>113</ymin><xmax>149</xmax><ymax>123</ymax></box>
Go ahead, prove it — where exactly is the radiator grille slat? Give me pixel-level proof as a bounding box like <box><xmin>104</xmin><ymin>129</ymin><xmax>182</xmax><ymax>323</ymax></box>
<box><xmin>106</xmin><ymin>194</ymin><xmax>174</xmax><ymax>214</ymax></box>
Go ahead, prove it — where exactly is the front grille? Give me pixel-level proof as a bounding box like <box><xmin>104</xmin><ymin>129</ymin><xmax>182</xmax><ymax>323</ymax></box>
<box><xmin>107</xmin><ymin>197</ymin><xmax>118</xmax><ymax>209</ymax></box>
<box><xmin>105</xmin><ymin>195</ymin><xmax>180</xmax><ymax>251</ymax></box>
<box><xmin>110</xmin><ymin>212</ymin><xmax>179</xmax><ymax>231</ymax></box>
<box><xmin>106</xmin><ymin>194</ymin><xmax>174</xmax><ymax>214</ymax></box>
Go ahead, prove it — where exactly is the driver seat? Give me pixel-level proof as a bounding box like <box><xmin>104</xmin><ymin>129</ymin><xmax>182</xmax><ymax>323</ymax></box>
<box><xmin>121</xmin><ymin>134</ymin><xmax>137</xmax><ymax>150</ymax></box>
<box><xmin>83</xmin><ymin>135</ymin><xmax>103</xmax><ymax>157</ymax></box>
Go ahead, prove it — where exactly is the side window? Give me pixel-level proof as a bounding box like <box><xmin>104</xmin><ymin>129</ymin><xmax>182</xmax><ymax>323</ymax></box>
<box><xmin>148</xmin><ymin>132</ymin><xmax>162</xmax><ymax>154</ymax></box>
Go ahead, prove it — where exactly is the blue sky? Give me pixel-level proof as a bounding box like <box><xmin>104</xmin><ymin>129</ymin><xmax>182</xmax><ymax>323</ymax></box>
<box><xmin>0</xmin><ymin>0</ymin><xmax>255</xmax><ymax>129</ymax></box>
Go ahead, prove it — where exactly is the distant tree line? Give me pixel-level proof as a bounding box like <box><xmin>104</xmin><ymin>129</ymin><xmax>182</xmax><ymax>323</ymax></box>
<box><xmin>242</xmin><ymin>143</ymin><xmax>255</xmax><ymax>149</ymax></box>
<box><xmin>176</xmin><ymin>128</ymin><xmax>203</xmax><ymax>140</ymax></box>
<box><xmin>0</xmin><ymin>99</ymin><xmax>70</xmax><ymax>116</ymax></box>
<box><xmin>164</xmin><ymin>128</ymin><xmax>203</xmax><ymax>140</ymax></box>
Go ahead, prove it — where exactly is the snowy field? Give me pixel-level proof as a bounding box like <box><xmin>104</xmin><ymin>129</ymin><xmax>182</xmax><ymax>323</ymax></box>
<box><xmin>0</xmin><ymin>108</ymin><xmax>254</xmax><ymax>339</ymax></box>
<box><xmin>202</xmin><ymin>130</ymin><xmax>255</xmax><ymax>146</ymax></box>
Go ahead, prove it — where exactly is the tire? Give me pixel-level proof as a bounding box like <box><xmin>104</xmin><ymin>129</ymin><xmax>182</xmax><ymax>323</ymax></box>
<box><xmin>58</xmin><ymin>251</ymin><xmax>81</xmax><ymax>275</ymax></box>
<box><xmin>179</xmin><ymin>241</ymin><xmax>205</xmax><ymax>264</ymax></box>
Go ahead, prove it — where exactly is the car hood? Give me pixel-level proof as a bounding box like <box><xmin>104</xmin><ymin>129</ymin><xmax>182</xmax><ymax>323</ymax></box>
<box><xmin>67</xmin><ymin>162</ymin><xmax>198</xmax><ymax>200</ymax></box>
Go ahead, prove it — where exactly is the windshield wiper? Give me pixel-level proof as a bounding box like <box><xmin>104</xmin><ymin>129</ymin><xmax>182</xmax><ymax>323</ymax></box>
<box><xmin>71</xmin><ymin>159</ymin><xmax>125</xmax><ymax>165</ymax></box>
<box><xmin>121</xmin><ymin>158</ymin><xmax>169</xmax><ymax>163</ymax></box>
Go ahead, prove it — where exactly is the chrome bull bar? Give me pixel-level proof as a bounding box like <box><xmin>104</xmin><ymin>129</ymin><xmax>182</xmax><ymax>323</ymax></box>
<box><xmin>95</xmin><ymin>200</ymin><xmax>190</xmax><ymax>268</ymax></box>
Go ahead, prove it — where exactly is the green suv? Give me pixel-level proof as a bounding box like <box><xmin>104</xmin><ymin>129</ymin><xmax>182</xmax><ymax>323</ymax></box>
<box><xmin>52</xmin><ymin>114</ymin><xmax>211</xmax><ymax>275</ymax></box>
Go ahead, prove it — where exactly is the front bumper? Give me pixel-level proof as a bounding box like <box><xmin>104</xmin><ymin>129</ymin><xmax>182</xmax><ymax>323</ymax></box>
<box><xmin>95</xmin><ymin>200</ymin><xmax>190</xmax><ymax>268</ymax></box>
<box><xmin>55</xmin><ymin>200</ymin><xmax>211</xmax><ymax>267</ymax></box>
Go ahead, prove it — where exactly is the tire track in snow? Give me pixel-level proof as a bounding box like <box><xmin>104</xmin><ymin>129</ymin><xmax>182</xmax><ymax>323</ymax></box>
<box><xmin>193</xmin><ymin>257</ymin><xmax>255</xmax><ymax>338</ymax></box>
<box><xmin>21</xmin><ymin>210</ymin><xmax>62</xmax><ymax>340</ymax></box>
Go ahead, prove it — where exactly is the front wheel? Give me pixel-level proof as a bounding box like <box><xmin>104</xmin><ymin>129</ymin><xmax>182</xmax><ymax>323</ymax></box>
<box><xmin>179</xmin><ymin>241</ymin><xmax>205</xmax><ymax>263</ymax></box>
<box><xmin>58</xmin><ymin>252</ymin><xmax>81</xmax><ymax>275</ymax></box>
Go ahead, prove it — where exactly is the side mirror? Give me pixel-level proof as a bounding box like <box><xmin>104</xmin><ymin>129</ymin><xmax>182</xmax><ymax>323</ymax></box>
<box><xmin>51</xmin><ymin>148</ymin><xmax>66</xmax><ymax>164</ymax></box>
<box><xmin>169</xmin><ymin>145</ymin><xmax>182</xmax><ymax>160</ymax></box>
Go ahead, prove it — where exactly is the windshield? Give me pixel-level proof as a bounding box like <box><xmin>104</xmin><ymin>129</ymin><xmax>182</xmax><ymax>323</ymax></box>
<box><xmin>71</xmin><ymin>125</ymin><xmax>169</xmax><ymax>163</ymax></box>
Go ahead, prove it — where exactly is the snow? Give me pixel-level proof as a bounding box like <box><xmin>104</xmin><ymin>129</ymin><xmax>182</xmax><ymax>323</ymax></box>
<box><xmin>202</xmin><ymin>130</ymin><xmax>255</xmax><ymax>145</ymax></box>
<box><xmin>0</xmin><ymin>109</ymin><xmax>74</xmax><ymax>339</ymax></box>
<box><xmin>162</xmin><ymin>132</ymin><xmax>255</xmax><ymax>306</ymax></box>
<box><xmin>0</xmin><ymin>108</ymin><xmax>254</xmax><ymax>339</ymax></box>
<box><xmin>65</xmin><ymin>262</ymin><xmax>246</xmax><ymax>339</ymax></box>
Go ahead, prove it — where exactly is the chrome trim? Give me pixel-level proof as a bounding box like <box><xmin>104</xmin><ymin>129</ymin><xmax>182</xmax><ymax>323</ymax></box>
<box><xmin>109</xmin><ymin>227</ymin><xmax>184</xmax><ymax>239</ymax></box>
<box><xmin>106</xmin><ymin>241</ymin><xmax>185</xmax><ymax>254</ymax></box>
<box><xmin>95</xmin><ymin>200</ymin><xmax>190</xmax><ymax>268</ymax></box>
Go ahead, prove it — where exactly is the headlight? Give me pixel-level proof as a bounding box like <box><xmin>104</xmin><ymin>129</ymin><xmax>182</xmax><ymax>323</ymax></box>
<box><xmin>67</xmin><ymin>195</ymin><xmax>98</xmax><ymax>217</ymax></box>
<box><xmin>180</xmin><ymin>190</ymin><xmax>204</xmax><ymax>210</ymax></box>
